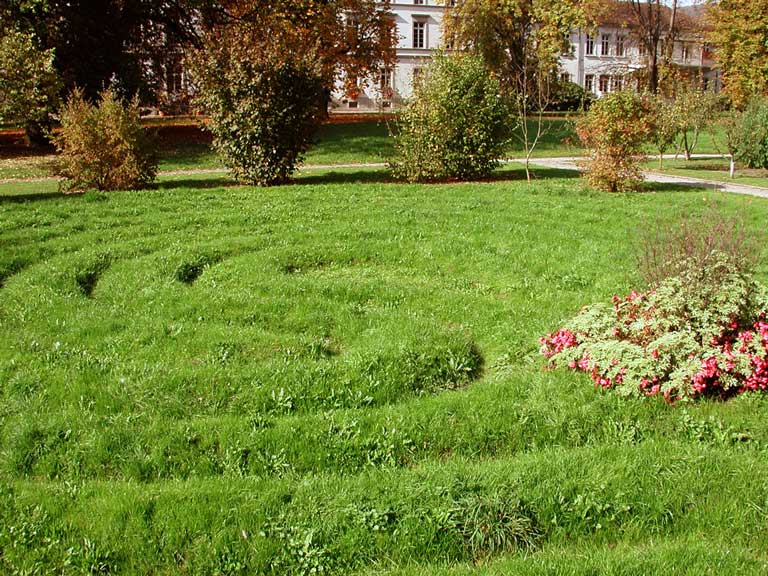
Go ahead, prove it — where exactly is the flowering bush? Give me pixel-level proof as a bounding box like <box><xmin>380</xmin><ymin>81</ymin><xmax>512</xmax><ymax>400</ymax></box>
<box><xmin>540</xmin><ymin>253</ymin><xmax>768</xmax><ymax>401</ymax></box>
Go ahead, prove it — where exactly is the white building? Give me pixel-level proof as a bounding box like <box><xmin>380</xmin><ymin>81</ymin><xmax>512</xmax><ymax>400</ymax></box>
<box><xmin>560</xmin><ymin>5</ymin><xmax>719</xmax><ymax>97</ymax></box>
<box><xmin>331</xmin><ymin>1</ymin><xmax>718</xmax><ymax>112</ymax></box>
<box><xmin>333</xmin><ymin>0</ymin><xmax>451</xmax><ymax>111</ymax></box>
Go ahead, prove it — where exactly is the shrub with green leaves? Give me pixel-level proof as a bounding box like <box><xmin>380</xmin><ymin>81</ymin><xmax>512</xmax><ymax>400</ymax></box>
<box><xmin>734</xmin><ymin>97</ymin><xmax>768</xmax><ymax>169</ymax></box>
<box><xmin>550</xmin><ymin>81</ymin><xmax>594</xmax><ymax>112</ymax></box>
<box><xmin>541</xmin><ymin>253</ymin><xmax>768</xmax><ymax>401</ymax></box>
<box><xmin>194</xmin><ymin>50</ymin><xmax>324</xmax><ymax>186</ymax></box>
<box><xmin>53</xmin><ymin>88</ymin><xmax>157</xmax><ymax>191</ymax></box>
<box><xmin>576</xmin><ymin>91</ymin><xmax>654</xmax><ymax>192</ymax></box>
<box><xmin>390</xmin><ymin>52</ymin><xmax>513</xmax><ymax>183</ymax></box>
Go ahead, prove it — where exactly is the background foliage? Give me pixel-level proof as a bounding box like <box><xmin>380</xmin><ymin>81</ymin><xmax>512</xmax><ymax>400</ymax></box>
<box><xmin>708</xmin><ymin>0</ymin><xmax>768</xmax><ymax>107</ymax></box>
<box><xmin>0</xmin><ymin>30</ymin><xmax>60</xmax><ymax>144</ymax></box>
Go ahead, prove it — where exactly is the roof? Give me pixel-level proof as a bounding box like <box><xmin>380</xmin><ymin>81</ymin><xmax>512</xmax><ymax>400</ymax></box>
<box><xmin>595</xmin><ymin>0</ymin><xmax>711</xmax><ymax>34</ymax></box>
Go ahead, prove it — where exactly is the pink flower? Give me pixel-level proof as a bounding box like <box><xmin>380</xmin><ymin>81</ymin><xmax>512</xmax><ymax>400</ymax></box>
<box><xmin>539</xmin><ymin>328</ymin><xmax>577</xmax><ymax>358</ymax></box>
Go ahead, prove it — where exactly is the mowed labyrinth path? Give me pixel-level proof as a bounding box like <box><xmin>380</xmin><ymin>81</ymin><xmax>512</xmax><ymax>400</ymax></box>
<box><xmin>2</xmin><ymin>174</ymin><xmax>768</xmax><ymax>574</ymax></box>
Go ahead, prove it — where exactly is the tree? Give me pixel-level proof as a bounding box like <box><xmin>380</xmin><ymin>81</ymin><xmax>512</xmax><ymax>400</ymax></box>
<box><xmin>674</xmin><ymin>87</ymin><xmax>720</xmax><ymax>160</ymax></box>
<box><xmin>441</xmin><ymin>0</ymin><xmax>596</xmax><ymax>180</ymax></box>
<box><xmin>649</xmin><ymin>96</ymin><xmax>679</xmax><ymax>169</ymax></box>
<box><xmin>442</xmin><ymin>0</ymin><xmax>594</xmax><ymax>92</ymax></box>
<box><xmin>193</xmin><ymin>0</ymin><xmax>395</xmax><ymax>185</ymax></box>
<box><xmin>624</xmin><ymin>0</ymin><xmax>679</xmax><ymax>94</ymax></box>
<box><xmin>708</xmin><ymin>0</ymin><xmax>768</xmax><ymax>107</ymax></box>
<box><xmin>390</xmin><ymin>52</ymin><xmax>513</xmax><ymax>182</ymax></box>
<box><xmin>0</xmin><ymin>30</ymin><xmax>61</xmax><ymax>145</ymax></box>
<box><xmin>0</xmin><ymin>0</ymin><xmax>206</xmax><ymax>103</ymax></box>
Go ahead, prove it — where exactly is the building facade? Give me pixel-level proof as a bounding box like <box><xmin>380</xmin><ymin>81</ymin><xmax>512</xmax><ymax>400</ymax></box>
<box><xmin>332</xmin><ymin>0</ymin><xmax>450</xmax><ymax>111</ymax></box>
<box><xmin>331</xmin><ymin>1</ymin><xmax>718</xmax><ymax>112</ymax></box>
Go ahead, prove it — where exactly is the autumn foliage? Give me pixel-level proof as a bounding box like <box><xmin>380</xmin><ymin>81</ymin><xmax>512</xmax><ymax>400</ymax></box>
<box><xmin>708</xmin><ymin>0</ymin><xmax>768</xmax><ymax>107</ymax></box>
<box><xmin>53</xmin><ymin>88</ymin><xmax>157</xmax><ymax>192</ymax></box>
<box><xmin>576</xmin><ymin>91</ymin><xmax>655</xmax><ymax>192</ymax></box>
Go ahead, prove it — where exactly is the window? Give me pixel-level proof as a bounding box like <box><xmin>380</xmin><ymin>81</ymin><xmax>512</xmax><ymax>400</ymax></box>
<box><xmin>639</xmin><ymin>42</ymin><xmax>648</xmax><ymax>57</ymax></box>
<box><xmin>611</xmin><ymin>76</ymin><xmax>623</xmax><ymax>92</ymax></box>
<box><xmin>380</xmin><ymin>68</ymin><xmax>392</xmax><ymax>91</ymax></box>
<box><xmin>599</xmin><ymin>74</ymin><xmax>610</xmax><ymax>93</ymax></box>
<box><xmin>379</xmin><ymin>67</ymin><xmax>393</xmax><ymax>100</ymax></box>
<box><xmin>414</xmin><ymin>0</ymin><xmax>424</xmax><ymax>4</ymax></box>
<box><xmin>585</xmin><ymin>74</ymin><xmax>594</xmax><ymax>92</ymax></box>
<box><xmin>586</xmin><ymin>34</ymin><xmax>595</xmax><ymax>56</ymax></box>
<box><xmin>560</xmin><ymin>72</ymin><xmax>571</xmax><ymax>83</ymax></box>
<box><xmin>166</xmin><ymin>55</ymin><xmax>183</xmax><ymax>93</ymax></box>
<box><xmin>601</xmin><ymin>34</ymin><xmax>610</xmax><ymax>56</ymax></box>
<box><xmin>616</xmin><ymin>35</ymin><xmax>625</xmax><ymax>57</ymax></box>
<box><xmin>413</xmin><ymin>20</ymin><xmax>426</xmax><ymax>49</ymax></box>
<box><xmin>561</xmin><ymin>32</ymin><xmax>572</xmax><ymax>56</ymax></box>
<box><xmin>681</xmin><ymin>42</ymin><xmax>690</xmax><ymax>61</ymax></box>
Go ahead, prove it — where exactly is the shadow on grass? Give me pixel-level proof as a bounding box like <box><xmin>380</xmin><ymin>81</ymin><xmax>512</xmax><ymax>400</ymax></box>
<box><xmin>0</xmin><ymin>190</ymin><xmax>66</xmax><ymax>204</ymax></box>
<box><xmin>0</xmin><ymin>162</ymin><xmax>593</xmax><ymax>200</ymax></box>
<box><xmin>295</xmin><ymin>169</ymin><xmax>396</xmax><ymax>186</ymax></box>
<box><xmin>493</xmin><ymin>165</ymin><xmax>581</xmax><ymax>181</ymax></box>
<box><xmin>154</xmin><ymin>177</ymin><xmax>240</xmax><ymax>191</ymax></box>
<box><xmin>644</xmin><ymin>181</ymin><xmax>721</xmax><ymax>193</ymax></box>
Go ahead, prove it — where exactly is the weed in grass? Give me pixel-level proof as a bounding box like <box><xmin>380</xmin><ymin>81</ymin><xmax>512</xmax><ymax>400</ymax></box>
<box><xmin>676</xmin><ymin>410</ymin><xmax>751</xmax><ymax>445</ymax></box>
<box><xmin>449</xmin><ymin>493</ymin><xmax>539</xmax><ymax>561</ymax></box>
<box><xmin>261</xmin><ymin>518</ymin><xmax>336</xmax><ymax>576</ymax></box>
<box><xmin>82</xmin><ymin>189</ymin><xmax>108</xmax><ymax>202</ymax></box>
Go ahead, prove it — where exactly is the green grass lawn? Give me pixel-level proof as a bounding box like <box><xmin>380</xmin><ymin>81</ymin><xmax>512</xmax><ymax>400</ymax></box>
<box><xmin>2</xmin><ymin>167</ymin><xmax>768</xmax><ymax>574</ymax></box>
<box><xmin>642</xmin><ymin>157</ymin><xmax>768</xmax><ymax>188</ymax></box>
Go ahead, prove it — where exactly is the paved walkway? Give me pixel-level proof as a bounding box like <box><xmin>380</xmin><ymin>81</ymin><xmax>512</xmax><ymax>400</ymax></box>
<box><xmin>3</xmin><ymin>154</ymin><xmax>768</xmax><ymax>199</ymax></box>
<box><xmin>522</xmin><ymin>155</ymin><xmax>768</xmax><ymax>199</ymax></box>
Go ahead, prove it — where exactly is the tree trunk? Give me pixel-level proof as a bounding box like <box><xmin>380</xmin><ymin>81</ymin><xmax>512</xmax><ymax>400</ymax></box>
<box><xmin>24</xmin><ymin>121</ymin><xmax>50</xmax><ymax>147</ymax></box>
<box><xmin>648</xmin><ymin>50</ymin><xmax>658</xmax><ymax>93</ymax></box>
<box><xmin>318</xmin><ymin>87</ymin><xmax>331</xmax><ymax>120</ymax></box>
